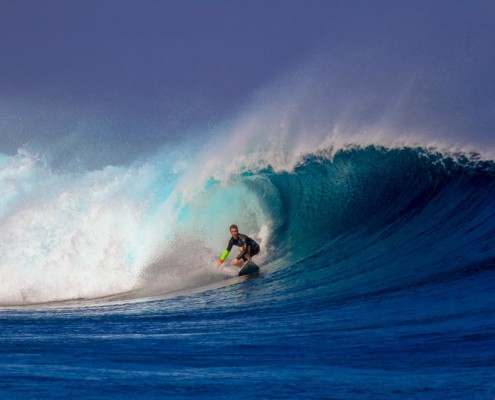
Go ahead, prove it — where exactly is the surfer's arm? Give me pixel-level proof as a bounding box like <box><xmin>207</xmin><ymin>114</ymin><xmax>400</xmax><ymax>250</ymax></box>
<box><xmin>217</xmin><ymin>239</ymin><xmax>234</xmax><ymax>266</ymax></box>
<box><xmin>218</xmin><ymin>250</ymin><xmax>230</xmax><ymax>265</ymax></box>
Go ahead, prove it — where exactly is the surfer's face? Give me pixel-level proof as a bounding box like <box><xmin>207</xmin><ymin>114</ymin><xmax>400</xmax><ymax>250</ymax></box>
<box><xmin>230</xmin><ymin>228</ymin><xmax>239</xmax><ymax>239</ymax></box>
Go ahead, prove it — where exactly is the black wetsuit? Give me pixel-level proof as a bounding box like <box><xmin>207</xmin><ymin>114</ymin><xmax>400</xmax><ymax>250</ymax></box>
<box><xmin>227</xmin><ymin>234</ymin><xmax>260</xmax><ymax>261</ymax></box>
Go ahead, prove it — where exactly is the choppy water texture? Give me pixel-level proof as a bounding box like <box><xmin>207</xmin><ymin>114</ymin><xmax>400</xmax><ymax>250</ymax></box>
<box><xmin>1</xmin><ymin>146</ymin><xmax>495</xmax><ymax>399</ymax></box>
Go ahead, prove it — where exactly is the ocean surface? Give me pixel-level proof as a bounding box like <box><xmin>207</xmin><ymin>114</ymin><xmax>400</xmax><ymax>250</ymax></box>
<box><xmin>1</xmin><ymin>145</ymin><xmax>494</xmax><ymax>399</ymax></box>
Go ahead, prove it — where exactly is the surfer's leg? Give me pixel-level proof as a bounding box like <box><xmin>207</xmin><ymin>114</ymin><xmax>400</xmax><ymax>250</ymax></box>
<box><xmin>244</xmin><ymin>245</ymin><xmax>255</xmax><ymax>261</ymax></box>
<box><xmin>239</xmin><ymin>246</ymin><xmax>253</xmax><ymax>261</ymax></box>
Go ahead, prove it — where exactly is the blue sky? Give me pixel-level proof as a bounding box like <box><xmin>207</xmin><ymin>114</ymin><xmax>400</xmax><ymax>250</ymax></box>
<box><xmin>1</xmin><ymin>1</ymin><xmax>494</xmax><ymax>166</ymax></box>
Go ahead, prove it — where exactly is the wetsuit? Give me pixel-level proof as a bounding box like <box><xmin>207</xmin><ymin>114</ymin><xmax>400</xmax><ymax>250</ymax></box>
<box><xmin>219</xmin><ymin>234</ymin><xmax>260</xmax><ymax>263</ymax></box>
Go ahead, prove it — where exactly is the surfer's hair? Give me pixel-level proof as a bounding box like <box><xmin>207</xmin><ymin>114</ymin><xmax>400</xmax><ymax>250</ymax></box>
<box><xmin>230</xmin><ymin>224</ymin><xmax>238</xmax><ymax>231</ymax></box>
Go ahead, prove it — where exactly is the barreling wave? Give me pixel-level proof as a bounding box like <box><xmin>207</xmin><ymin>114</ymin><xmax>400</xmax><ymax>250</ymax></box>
<box><xmin>251</xmin><ymin>146</ymin><xmax>495</xmax><ymax>309</ymax></box>
<box><xmin>1</xmin><ymin>144</ymin><xmax>494</xmax><ymax>307</ymax></box>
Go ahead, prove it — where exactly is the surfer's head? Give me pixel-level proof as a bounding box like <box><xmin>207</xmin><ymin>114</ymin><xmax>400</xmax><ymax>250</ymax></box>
<box><xmin>230</xmin><ymin>224</ymin><xmax>239</xmax><ymax>239</ymax></box>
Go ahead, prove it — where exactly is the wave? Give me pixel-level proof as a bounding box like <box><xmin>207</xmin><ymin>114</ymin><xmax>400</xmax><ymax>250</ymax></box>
<box><xmin>255</xmin><ymin>146</ymin><xmax>495</xmax><ymax>308</ymax></box>
<box><xmin>1</xmin><ymin>144</ymin><xmax>494</xmax><ymax>306</ymax></box>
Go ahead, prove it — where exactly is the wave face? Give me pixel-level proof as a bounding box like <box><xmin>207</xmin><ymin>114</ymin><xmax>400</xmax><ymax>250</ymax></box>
<box><xmin>262</xmin><ymin>146</ymin><xmax>495</xmax><ymax>296</ymax></box>
<box><xmin>1</xmin><ymin>145</ymin><xmax>495</xmax><ymax>305</ymax></box>
<box><xmin>1</xmin><ymin>145</ymin><xmax>495</xmax><ymax>398</ymax></box>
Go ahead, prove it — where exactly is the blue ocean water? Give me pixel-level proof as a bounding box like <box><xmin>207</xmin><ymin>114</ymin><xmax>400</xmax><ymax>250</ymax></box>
<box><xmin>1</xmin><ymin>146</ymin><xmax>495</xmax><ymax>399</ymax></box>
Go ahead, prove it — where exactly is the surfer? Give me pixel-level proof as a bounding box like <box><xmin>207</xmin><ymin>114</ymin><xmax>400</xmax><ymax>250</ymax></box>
<box><xmin>217</xmin><ymin>224</ymin><xmax>260</xmax><ymax>268</ymax></box>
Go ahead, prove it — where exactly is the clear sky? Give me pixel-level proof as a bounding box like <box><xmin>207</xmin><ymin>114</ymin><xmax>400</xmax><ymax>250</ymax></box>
<box><xmin>1</xmin><ymin>0</ymin><xmax>494</xmax><ymax>166</ymax></box>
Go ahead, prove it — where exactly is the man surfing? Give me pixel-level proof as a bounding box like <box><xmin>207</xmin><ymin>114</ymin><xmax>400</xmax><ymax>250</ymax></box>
<box><xmin>217</xmin><ymin>224</ymin><xmax>260</xmax><ymax>268</ymax></box>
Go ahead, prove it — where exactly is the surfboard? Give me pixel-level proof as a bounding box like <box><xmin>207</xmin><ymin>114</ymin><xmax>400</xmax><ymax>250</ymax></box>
<box><xmin>239</xmin><ymin>261</ymin><xmax>260</xmax><ymax>276</ymax></box>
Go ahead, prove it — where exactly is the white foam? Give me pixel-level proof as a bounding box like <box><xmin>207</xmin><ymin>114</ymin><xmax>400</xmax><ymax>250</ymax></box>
<box><xmin>0</xmin><ymin>152</ymin><xmax>175</xmax><ymax>305</ymax></box>
<box><xmin>0</xmin><ymin>149</ymin><xmax>274</xmax><ymax>306</ymax></box>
